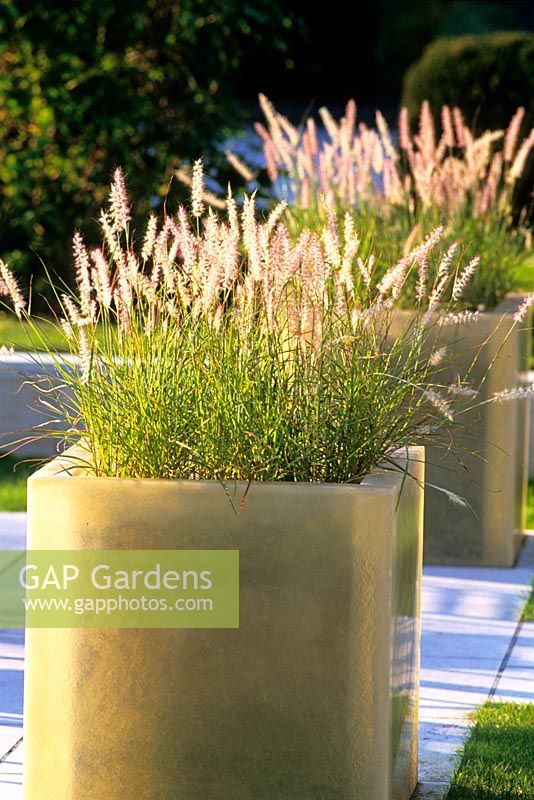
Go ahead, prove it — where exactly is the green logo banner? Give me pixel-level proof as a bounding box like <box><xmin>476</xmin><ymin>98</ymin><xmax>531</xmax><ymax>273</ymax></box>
<box><xmin>0</xmin><ymin>550</ymin><xmax>239</xmax><ymax>629</ymax></box>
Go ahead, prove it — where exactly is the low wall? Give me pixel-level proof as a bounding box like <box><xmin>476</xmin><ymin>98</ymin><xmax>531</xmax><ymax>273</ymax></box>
<box><xmin>0</xmin><ymin>352</ymin><xmax>74</xmax><ymax>458</ymax></box>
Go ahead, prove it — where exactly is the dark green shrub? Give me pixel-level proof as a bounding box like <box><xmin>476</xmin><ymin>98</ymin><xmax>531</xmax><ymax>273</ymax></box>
<box><xmin>402</xmin><ymin>31</ymin><xmax>534</xmax><ymax>131</ymax></box>
<box><xmin>0</xmin><ymin>1</ymin><xmax>297</xmax><ymax>299</ymax></box>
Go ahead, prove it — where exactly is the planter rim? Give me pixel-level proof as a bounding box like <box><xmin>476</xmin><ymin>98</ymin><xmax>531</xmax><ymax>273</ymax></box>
<box><xmin>393</xmin><ymin>292</ymin><xmax>526</xmax><ymax>319</ymax></box>
<box><xmin>482</xmin><ymin>292</ymin><xmax>527</xmax><ymax>317</ymax></box>
<box><xmin>29</xmin><ymin>444</ymin><xmax>424</xmax><ymax>493</ymax></box>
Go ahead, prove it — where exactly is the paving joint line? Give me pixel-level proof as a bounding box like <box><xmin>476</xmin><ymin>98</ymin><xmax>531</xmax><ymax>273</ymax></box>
<box><xmin>488</xmin><ymin>616</ymin><xmax>523</xmax><ymax>699</ymax></box>
<box><xmin>0</xmin><ymin>737</ymin><xmax>22</xmax><ymax>765</ymax></box>
<box><xmin>487</xmin><ymin>539</ymin><xmax>534</xmax><ymax>698</ymax></box>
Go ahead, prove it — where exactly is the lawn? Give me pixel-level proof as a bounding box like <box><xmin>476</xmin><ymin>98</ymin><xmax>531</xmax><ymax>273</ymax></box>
<box><xmin>0</xmin><ymin>313</ymin><xmax>111</xmax><ymax>356</ymax></box>
<box><xmin>522</xmin><ymin>582</ymin><xmax>534</xmax><ymax>622</ymax></box>
<box><xmin>523</xmin><ymin>485</ymin><xmax>534</xmax><ymax>621</ymax></box>
<box><xmin>446</xmin><ymin>702</ymin><xmax>534</xmax><ymax>799</ymax></box>
<box><xmin>0</xmin><ymin>313</ymin><xmax>68</xmax><ymax>352</ymax></box>
<box><xmin>0</xmin><ymin>454</ymin><xmax>35</xmax><ymax>511</ymax></box>
<box><xmin>526</xmin><ymin>482</ymin><xmax>534</xmax><ymax>530</ymax></box>
<box><xmin>514</xmin><ymin>255</ymin><xmax>534</xmax><ymax>370</ymax></box>
<box><xmin>514</xmin><ymin>253</ymin><xmax>534</xmax><ymax>296</ymax></box>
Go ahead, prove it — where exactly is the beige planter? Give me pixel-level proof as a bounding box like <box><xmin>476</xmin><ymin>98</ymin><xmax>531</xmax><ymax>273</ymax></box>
<box><xmin>527</xmin><ymin>370</ymin><xmax>534</xmax><ymax>479</ymax></box>
<box><xmin>396</xmin><ymin>295</ymin><xmax>530</xmax><ymax>566</ymax></box>
<box><xmin>24</xmin><ymin>446</ymin><xmax>424</xmax><ymax>800</ymax></box>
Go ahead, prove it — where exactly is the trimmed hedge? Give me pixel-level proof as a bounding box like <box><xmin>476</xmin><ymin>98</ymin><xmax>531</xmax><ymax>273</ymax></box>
<box><xmin>402</xmin><ymin>31</ymin><xmax>534</xmax><ymax>131</ymax></box>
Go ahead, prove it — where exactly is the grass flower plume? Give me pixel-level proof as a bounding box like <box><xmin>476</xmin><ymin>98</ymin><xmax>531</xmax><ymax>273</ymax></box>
<box><xmin>217</xmin><ymin>96</ymin><xmax>533</xmax><ymax>310</ymax></box>
<box><xmin>0</xmin><ymin>169</ymin><xmax>502</xmax><ymax>484</ymax></box>
<box><xmin>237</xmin><ymin>96</ymin><xmax>533</xmax><ymax>219</ymax></box>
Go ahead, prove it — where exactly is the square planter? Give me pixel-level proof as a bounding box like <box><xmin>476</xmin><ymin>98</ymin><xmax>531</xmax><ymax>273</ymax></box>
<box><xmin>24</xmin><ymin>446</ymin><xmax>424</xmax><ymax>800</ymax></box>
<box><xmin>395</xmin><ymin>295</ymin><xmax>530</xmax><ymax>566</ymax></box>
<box><xmin>528</xmin><ymin>370</ymin><xmax>534</xmax><ymax>479</ymax></box>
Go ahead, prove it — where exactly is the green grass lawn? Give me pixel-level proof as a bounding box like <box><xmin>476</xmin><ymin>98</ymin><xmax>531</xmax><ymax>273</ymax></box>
<box><xmin>522</xmin><ymin>582</ymin><xmax>534</xmax><ymax>622</ymax></box>
<box><xmin>510</xmin><ymin>254</ymin><xmax>534</xmax><ymax>369</ymax></box>
<box><xmin>447</xmin><ymin>481</ymin><xmax>534</xmax><ymax>796</ymax></box>
<box><xmin>514</xmin><ymin>253</ymin><xmax>534</xmax><ymax>295</ymax></box>
<box><xmin>526</xmin><ymin>482</ymin><xmax>534</xmax><ymax>530</ymax></box>
<box><xmin>0</xmin><ymin>454</ymin><xmax>36</xmax><ymax>511</ymax></box>
<box><xmin>446</xmin><ymin>702</ymin><xmax>534</xmax><ymax>799</ymax></box>
<box><xmin>0</xmin><ymin>312</ymin><xmax>68</xmax><ymax>352</ymax></box>
<box><xmin>522</xmin><ymin>478</ymin><xmax>534</xmax><ymax>622</ymax></box>
<box><xmin>524</xmin><ymin>484</ymin><xmax>534</xmax><ymax>620</ymax></box>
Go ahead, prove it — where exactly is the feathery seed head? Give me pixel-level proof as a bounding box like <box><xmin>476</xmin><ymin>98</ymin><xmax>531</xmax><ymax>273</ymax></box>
<box><xmin>191</xmin><ymin>159</ymin><xmax>205</xmax><ymax>219</ymax></box>
<box><xmin>0</xmin><ymin>260</ymin><xmax>25</xmax><ymax>318</ymax></box>
<box><xmin>110</xmin><ymin>167</ymin><xmax>131</xmax><ymax>231</ymax></box>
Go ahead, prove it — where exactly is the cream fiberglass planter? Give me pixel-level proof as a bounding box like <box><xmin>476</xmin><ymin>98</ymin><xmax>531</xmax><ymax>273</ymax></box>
<box><xmin>24</xmin><ymin>446</ymin><xmax>424</xmax><ymax>800</ymax></box>
<box><xmin>395</xmin><ymin>295</ymin><xmax>530</xmax><ymax>567</ymax></box>
<box><xmin>425</xmin><ymin>297</ymin><xmax>530</xmax><ymax>567</ymax></box>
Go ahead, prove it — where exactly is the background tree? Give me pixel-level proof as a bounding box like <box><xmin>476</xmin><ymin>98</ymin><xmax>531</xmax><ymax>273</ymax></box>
<box><xmin>0</xmin><ymin>0</ymin><xmax>299</xmax><ymax>294</ymax></box>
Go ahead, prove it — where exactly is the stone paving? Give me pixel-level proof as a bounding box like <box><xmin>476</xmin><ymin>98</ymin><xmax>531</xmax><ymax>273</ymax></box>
<box><xmin>416</xmin><ymin>535</ymin><xmax>534</xmax><ymax>798</ymax></box>
<box><xmin>0</xmin><ymin>513</ymin><xmax>25</xmax><ymax>800</ymax></box>
<box><xmin>0</xmin><ymin>512</ymin><xmax>532</xmax><ymax>799</ymax></box>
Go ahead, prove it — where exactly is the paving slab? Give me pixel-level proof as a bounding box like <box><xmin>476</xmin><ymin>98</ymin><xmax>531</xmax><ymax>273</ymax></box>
<box><xmin>490</xmin><ymin>619</ymin><xmax>534</xmax><ymax>704</ymax></box>
<box><xmin>0</xmin><ymin>728</ymin><xmax>22</xmax><ymax>763</ymax></box>
<box><xmin>0</xmin><ymin>514</ymin><xmax>26</xmax><ymax>550</ymax></box>
<box><xmin>422</xmin><ymin>615</ymin><xmax>518</xmax><ymax>660</ymax></box>
<box><xmin>0</xmin><ymin>518</ymin><xmax>26</xmax><ymax>800</ymax></box>
<box><xmin>0</xmin><ymin>738</ymin><xmax>23</xmax><ymax>798</ymax></box>
<box><xmin>418</xmin><ymin>721</ymin><xmax>470</xmax><ymax>784</ymax></box>
<box><xmin>420</xmin><ymin>663</ymin><xmax>499</xmax><ymax>718</ymax></box>
<box><xmin>506</xmin><ymin>622</ymin><xmax>534</xmax><ymax>668</ymax></box>
<box><xmin>0</xmin><ymin>628</ymin><xmax>24</xmax><ymax>760</ymax></box>
<box><xmin>492</xmin><ymin>667</ymin><xmax>534</xmax><ymax>702</ymax></box>
<box><xmin>0</xmin><ymin>515</ymin><xmax>29</xmax><ymax>799</ymax></box>
<box><xmin>416</xmin><ymin>535</ymin><xmax>534</xmax><ymax>798</ymax></box>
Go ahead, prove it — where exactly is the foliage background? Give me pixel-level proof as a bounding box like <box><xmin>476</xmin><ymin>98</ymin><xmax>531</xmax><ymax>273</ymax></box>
<box><xmin>0</xmin><ymin>0</ymin><xmax>299</xmax><ymax>294</ymax></box>
<box><xmin>0</xmin><ymin>0</ymin><xmax>532</xmax><ymax>300</ymax></box>
<box><xmin>240</xmin><ymin>0</ymin><xmax>533</xmax><ymax>106</ymax></box>
<box><xmin>402</xmin><ymin>31</ymin><xmax>534</xmax><ymax>130</ymax></box>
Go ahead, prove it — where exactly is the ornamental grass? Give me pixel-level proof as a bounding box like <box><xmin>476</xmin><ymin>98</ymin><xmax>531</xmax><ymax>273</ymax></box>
<box><xmin>1</xmin><ymin>165</ymin><xmax>531</xmax><ymax>486</ymax></box>
<box><xmin>216</xmin><ymin>96</ymin><xmax>533</xmax><ymax>310</ymax></box>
